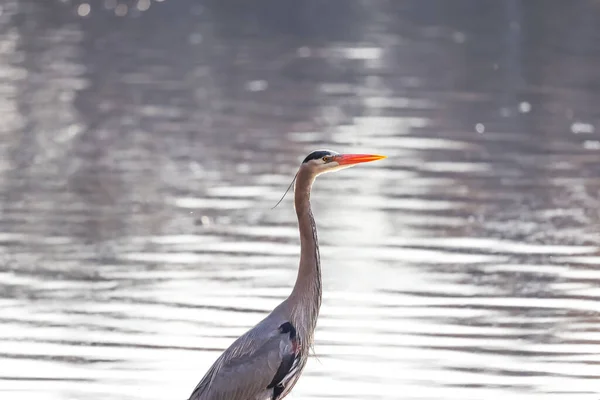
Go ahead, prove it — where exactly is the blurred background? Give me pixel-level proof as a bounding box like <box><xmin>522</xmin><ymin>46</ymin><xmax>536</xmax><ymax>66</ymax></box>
<box><xmin>1</xmin><ymin>0</ymin><xmax>600</xmax><ymax>399</ymax></box>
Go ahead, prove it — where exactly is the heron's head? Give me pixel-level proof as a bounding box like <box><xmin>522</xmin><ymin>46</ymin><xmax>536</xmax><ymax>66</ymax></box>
<box><xmin>272</xmin><ymin>149</ymin><xmax>386</xmax><ymax>208</ymax></box>
<box><xmin>300</xmin><ymin>149</ymin><xmax>386</xmax><ymax>176</ymax></box>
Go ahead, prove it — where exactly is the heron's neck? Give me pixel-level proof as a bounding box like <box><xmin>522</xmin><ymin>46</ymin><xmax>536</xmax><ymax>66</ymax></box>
<box><xmin>289</xmin><ymin>169</ymin><xmax>322</xmax><ymax>329</ymax></box>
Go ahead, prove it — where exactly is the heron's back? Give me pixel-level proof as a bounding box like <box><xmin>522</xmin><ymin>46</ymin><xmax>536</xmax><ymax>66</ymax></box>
<box><xmin>188</xmin><ymin>307</ymin><xmax>307</xmax><ymax>400</ymax></box>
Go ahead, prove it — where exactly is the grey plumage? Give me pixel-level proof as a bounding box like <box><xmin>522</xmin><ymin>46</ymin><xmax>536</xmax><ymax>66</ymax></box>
<box><xmin>187</xmin><ymin>150</ymin><xmax>385</xmax><ymax>400</ymax></box>
<box><xmin>188</xmin><ymin>310</ymin><xmax>304</xmax><ymax>400</ymax></box>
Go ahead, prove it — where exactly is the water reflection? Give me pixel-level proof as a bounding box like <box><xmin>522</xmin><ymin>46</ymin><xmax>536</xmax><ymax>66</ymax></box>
<box><xmin>1</xmin><ymin>1</ymin><xmax>600</xmax><ymax>400</ymax></box>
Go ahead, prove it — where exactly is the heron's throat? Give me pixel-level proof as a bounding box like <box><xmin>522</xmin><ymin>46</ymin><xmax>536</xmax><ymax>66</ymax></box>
<box><xmin>290</xmin><ymin>170</ymin><xmax>322</xmax><ymax>323</ymax></box>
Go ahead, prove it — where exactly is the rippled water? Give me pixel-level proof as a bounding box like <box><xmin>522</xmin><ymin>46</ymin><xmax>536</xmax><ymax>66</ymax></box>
<box><xmin>1</xmin><ymin>1</ymin><xmax>600</xmax><ymax>399</ymax></box>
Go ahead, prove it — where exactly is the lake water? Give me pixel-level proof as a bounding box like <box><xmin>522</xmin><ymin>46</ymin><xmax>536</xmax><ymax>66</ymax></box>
<box><xmin>1</xmin><ymin>1</ymin><xmax>600</xmax><ymax>399</ymax></box>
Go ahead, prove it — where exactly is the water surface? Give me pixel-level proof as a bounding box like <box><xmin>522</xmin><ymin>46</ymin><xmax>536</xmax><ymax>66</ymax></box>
<box><xmin>1</xmin><ymin>1</ymin><xmax>600</xmax><ymax>399</ymax></box>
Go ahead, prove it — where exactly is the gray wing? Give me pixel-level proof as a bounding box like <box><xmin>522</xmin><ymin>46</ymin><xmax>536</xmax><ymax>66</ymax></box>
<box><xmin>188</xmin><ymin>321</ymin><xmax>299</xmax><ymax>400</ymax></box>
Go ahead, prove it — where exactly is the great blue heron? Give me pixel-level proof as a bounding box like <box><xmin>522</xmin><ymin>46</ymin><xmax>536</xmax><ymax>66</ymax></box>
<box><xmin>188</xmin><ymin>150</ymin><xmax>386</xmax><ymax>400</ymax></box>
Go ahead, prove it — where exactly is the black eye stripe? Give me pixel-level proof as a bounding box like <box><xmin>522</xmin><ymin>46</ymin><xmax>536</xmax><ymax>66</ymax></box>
<box><xmin>302</xmin><ymin>150</ymin><xmax>335</xmax><ymax>163</ymax></box>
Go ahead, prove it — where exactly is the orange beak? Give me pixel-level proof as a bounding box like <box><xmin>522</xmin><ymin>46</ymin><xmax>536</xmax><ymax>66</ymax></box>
<box><xmin>334</xmin><ymin>153</ymin><xmax>387</xmax><ymax>165</ymax></box>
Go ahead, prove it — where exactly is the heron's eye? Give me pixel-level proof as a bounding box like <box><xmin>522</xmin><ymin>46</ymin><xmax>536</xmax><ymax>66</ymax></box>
<box><xmin>322</xmin><ymin>156</ymin><xmax>331</xmax><ymax>163</ymax></box>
